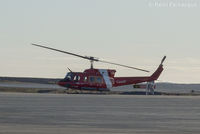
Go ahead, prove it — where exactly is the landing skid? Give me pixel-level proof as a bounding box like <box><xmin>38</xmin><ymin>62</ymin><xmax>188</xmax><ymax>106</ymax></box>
<box><xmin>65</xmin><ymin>89</ymin><xmax>110</xmax><ymax>94</ymax></box>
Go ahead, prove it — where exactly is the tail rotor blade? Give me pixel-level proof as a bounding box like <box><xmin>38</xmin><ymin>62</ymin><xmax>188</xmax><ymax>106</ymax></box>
<box><xmin>161</xmin><ymin>56</ymin><xmax>166</xmax><ymax>65</ymax></box>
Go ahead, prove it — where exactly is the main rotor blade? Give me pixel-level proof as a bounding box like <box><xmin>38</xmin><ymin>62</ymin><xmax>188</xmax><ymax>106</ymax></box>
<box><xmin>31</xmin><ymin>43</ymin><xmax>91</xmax><ymax>61</ymax></box>
<box><xmin>31</xmin><ymin>43</ymin><xmax>149</xmax><ymax>72</ymax></box>
<box><xmin>99</xmin><ymin>60</ymin><xmax>149</xmax><ymax>72</ymax></box>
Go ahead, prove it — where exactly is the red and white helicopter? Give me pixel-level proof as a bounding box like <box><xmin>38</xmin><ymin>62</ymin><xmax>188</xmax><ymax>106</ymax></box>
<box><xmin>32</xmin><ymin>44</ymin><xmax>166</xmax><ymax>93</ymax></box>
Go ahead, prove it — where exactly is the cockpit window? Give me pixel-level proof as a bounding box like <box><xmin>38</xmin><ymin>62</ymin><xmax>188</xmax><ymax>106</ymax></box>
<box><xmin>74</xmin><ymin>75</ymin><xmax>80</xmax><ymax>81</ymax></box>
<box><xmin>64</xmin><ymin>72</ymin><xmax>73</xmax><ymax>81</ymax></box>
<box><xmin>64</xmin><ymin>73</ymin><xmax>82</xmax><ymax>82</ymax></box>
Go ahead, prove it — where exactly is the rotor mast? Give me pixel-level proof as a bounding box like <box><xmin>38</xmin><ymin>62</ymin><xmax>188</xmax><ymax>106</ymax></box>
<box><xmin>87</xmin><ymin>56</ymin><xmax>98</xmax><ymax>69</ymax></box>
<box><xmin>90</xmin><ymin>60</ymin><xmax>94</xmax><ymax>69</ymax></box>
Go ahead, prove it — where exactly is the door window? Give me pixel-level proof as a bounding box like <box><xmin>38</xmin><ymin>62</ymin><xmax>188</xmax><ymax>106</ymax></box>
<box><xmin>89</xmin><ymin>77</ymin><xmax>95</xmax><ymax>83</ymax></box>
<box><xmin>84</xmin><ymin>76</ymin><xmax>88</xmax><ymax>82</ymax></box>
<box><xmin>96</xmin><ymin>77</ymin><xmax>103</xmax><ymax>83</ymax></box>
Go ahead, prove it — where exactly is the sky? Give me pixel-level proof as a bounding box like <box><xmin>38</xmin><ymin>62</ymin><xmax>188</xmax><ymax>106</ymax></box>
<box><xmin>0</xmin><ymin>0</ymin><xmax>200</xmax><ymax>83</ymax></box>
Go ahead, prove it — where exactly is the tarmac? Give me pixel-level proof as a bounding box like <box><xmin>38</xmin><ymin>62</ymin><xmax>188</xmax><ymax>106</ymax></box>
<box><xmin>0</xmin><ymin>93</ymin><xmax>200</xmax><ymax>134</ymax></box>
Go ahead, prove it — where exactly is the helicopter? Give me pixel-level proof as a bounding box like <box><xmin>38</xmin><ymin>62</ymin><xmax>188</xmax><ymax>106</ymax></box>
<box><xmin>31</xmin><ymin>44</ymin><xmax>166</xmax><ymax>92</ymax></box>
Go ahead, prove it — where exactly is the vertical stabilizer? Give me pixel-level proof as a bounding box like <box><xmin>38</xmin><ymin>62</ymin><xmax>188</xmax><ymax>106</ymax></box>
<box><xmin>149</xmin><ymin>56</ymin><xmax>166</xmax><ymax>81</ymax></box>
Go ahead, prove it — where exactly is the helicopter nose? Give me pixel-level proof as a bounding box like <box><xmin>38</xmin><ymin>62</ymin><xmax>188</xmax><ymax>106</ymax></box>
<box><xmin>57</xmin><ymin>80</ymin><xmax>66</xmax><ymax>87</ymax></box>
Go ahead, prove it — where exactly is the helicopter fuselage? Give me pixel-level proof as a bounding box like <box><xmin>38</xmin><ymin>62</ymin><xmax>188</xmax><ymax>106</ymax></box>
<box><xmin>58</xmin><ymin>64</ymin><xmax>164</xmax><ymax>91</ymax></box>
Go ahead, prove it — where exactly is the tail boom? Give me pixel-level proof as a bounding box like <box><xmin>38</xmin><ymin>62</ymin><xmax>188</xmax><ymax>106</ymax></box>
<box><xmin>113</xmin><ymin>56</ymin><xmax>166</xmax><ymax>87</ymax></box>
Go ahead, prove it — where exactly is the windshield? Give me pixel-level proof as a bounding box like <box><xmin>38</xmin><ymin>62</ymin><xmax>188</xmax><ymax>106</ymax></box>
<box><xmin>64</xmin><ymin>72</ymin><xmax>73</xmax><ymax>81</ymax></box>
